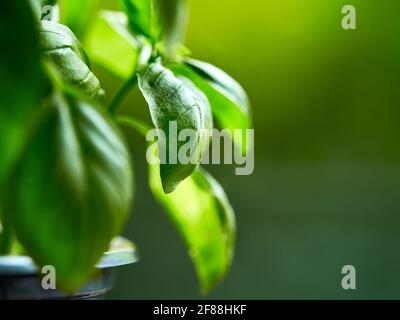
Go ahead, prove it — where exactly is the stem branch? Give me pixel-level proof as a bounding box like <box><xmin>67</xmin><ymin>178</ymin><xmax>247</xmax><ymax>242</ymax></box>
<box><xmin>108</xmin><ymin>73</ymin><xmax>138</xmax><ymax>117</ymax></box>
<box><xmin>108</xmin><ymin>41</ymin><xmax>154</xmax><ymax>117</ymax></box>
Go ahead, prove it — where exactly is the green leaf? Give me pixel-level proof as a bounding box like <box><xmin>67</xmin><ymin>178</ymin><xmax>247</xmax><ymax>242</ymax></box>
<box><xmin>39</xmin><ymin>20</ymin><xmax>104</xmax><ymax>98</ymax></box>
<box><xmin>85</xmin><ymin>11</ymin><xmax>139</xmax><ymax>79</ymax></box>
<box><xmin>28</xmin><ymin>0</ymin><xmax>42</xmax><ymax>19</ymax></box>
<box><xmin>157</xmin><ymin>0</ymin><xmax>188</xmax><ymax>58</ymax></box>
<box><xmin>171</xmin><ymin>59</ymin><xmax>252</xmax><ymax>153</ymax></box>
<box><xmin>138</xmin><ymin>60</ymin><xmax>212</xmax><ymax>193</ymax></box>
<box><xmin>122</xmin><ymin>0</ymin><xmax>160</xmax><ymax>42</ymax></box>
<box><xmin>149</xmin><ymin>163</ymin><xmax>236</xmax><ymax>294</ymax></box>
<box><xmin>0</xmin><ymin>1</ymin><xmax>42</xmax><ymax>182</ymax></box>
<box><xmin>121</xmin><ymin>0</ymin><xmax>187</xmax><ymax>57</ymax></box>
<box><xmin>3</xmin><ymin>90</ymin><xmax>133</xmax><ymax>291</ymax></box>
<box><xmin>60</xmin><ymin>0</ymin><xmax>100</xmax><ymax>38</ymax></box>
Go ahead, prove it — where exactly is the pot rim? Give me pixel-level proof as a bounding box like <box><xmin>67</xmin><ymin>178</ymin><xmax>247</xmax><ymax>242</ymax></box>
<box><xmin>0</xmin><ymin>246</ymin><xmax>139</xmax><ymax>276</ymax></box>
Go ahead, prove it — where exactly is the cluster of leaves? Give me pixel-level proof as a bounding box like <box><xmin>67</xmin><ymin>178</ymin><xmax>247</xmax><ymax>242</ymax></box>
<box><xmin>0</xmin><ymin>0</ymin><xmax>251</xmax><ymax>294</ymax></box>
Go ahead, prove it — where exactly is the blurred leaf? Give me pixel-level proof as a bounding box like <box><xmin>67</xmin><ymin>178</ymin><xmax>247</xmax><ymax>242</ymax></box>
<box><xmin>171</xmin><ymin>59</ymin><xmax>252</xmax><ymax>153</ymax></box>
<box><xmin>122</xmin><ymin>0</ymin><xmax>187</xmax><ymax>57</ymax></box>
<box><xmin>39</xmin><ymin>20</ymin><xmax>104</xmax><ymax>98</ymax></box>
<box><xmin>138</xmin><ymin>60</ymin><xmax>212</xmax><ymax>193</ymax></box>
<box><xmin>122</xmin><ymin>0</ymin><xmax>160</xmax><ymax>42</ymax></box>
<box><xmin>3</xmin><ymin>90</ymin><xmax>133</xmax><ymax>291</ymax></box>
<box><xmin>28</xmin><ymin>0</ymin><xmax>42</xmax><ymax>19</ymax></box>
<box><xmin>0</xmin><ymin>215</ymin><xmax>12</xmax><ymax>254</ymax></box>
<box><xmin>157</xmin><ymin>0</ymin><xmax>188</xmax><ymax>58</ymax></box>
<box><xmin>60</xmin><ymin>0</ymin><xmax>100</xmax><ymax>38</ymax></box>
<box><xmin>0</xmin><ymin>1</ymin><xmax>42</xmax><ymax>182</ymax></box>
<box><xmin>85</xmin><ymin>10</ymin><xmax>139</xmax><ymax>79</ymax></box>
<box><xmin>149</xmin><ymin>163</ymin><xmax>236</xmax><ymax>294</ymax></box>
<box><xmin>0</xmin><ymin>218</ymin><xmax>25</xmax><ymax>256</ymax></box>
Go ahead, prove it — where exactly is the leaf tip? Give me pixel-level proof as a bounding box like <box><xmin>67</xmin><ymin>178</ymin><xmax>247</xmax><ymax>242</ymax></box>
<box><xmin>161</xmin><ymin>179</ymin><xmax>179</xmax><ymax>194</ymax></box>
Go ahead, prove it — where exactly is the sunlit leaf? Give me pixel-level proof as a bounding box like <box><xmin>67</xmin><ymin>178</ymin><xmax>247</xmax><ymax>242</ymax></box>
<box><xmin>60</xmin><ymin>0</ymin><xmax>100</xmax><ymax>38</ymax></box>
<box><xmin>121</xmin><ymin>0</ymin><xmax>187</xmax><ymax>58</ymax></box>
<box><xmin>186</xmin><ymin>59</ymin><xmax>251</xmax><ymax>117</ymax></box>
<box><xmin>3</xmin><ymin>90</ymin><xmax>133</xmax><ymax>291</ymax></box>
<box><xmin>39</xmin><ymin>20</ymin><xmax>104</xmax><ymax>99</ymax></box>
<box><xmin>0</xmin><ymin>1</ymin><xmax>42</xmax><ymax>182</ymax></box>
<box><xmin>171</xmin><ymin>59</ymin><xmax>252</xmax><ymax>153</ymax></box>
<box><xmin>122</xmin><ymin>0</ymin><xmax>160</xmax><ymax>42</ymax></box>
<box><xmin>149</xmin><ymin>163</ymin><xmax>235</xmax><ymax>294</ymax></box>
<box><xmin>138</xmin><ymin>60</ymin><xmax>212</xmax><ymax>193</ymax></box>
<box><xmin>85</xmin><ymin>10</ymin><xmax>139</xmax><ymax>79</ymax></box>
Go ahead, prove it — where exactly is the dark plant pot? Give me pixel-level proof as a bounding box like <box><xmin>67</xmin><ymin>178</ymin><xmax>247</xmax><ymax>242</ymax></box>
<box><xmin>0</xmin><ymin>247</ymin><xmax>139</xmax><ymax>300</ymax></box>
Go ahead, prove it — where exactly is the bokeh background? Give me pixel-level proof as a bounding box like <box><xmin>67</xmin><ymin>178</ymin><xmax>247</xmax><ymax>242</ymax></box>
<box><xmin>84</xmin><ymin>0</ymin><xmax>400</xmax><ymax>299</ymax></box>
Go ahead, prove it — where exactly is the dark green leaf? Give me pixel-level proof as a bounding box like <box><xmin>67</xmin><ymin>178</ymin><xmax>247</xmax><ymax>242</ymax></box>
<box><xmin>3</xmin><ymin>90</ymin><xmax>133</xmax><ymax>290</ymax></box>
<box><xmin>149</xmin><ymin>163</ymin><xmax>235</xmax><ymax>294</ymax></box>
<box><xmin>85</xmin><ymin>11</ymin><xmax>140</xmax><ymax>79</ymax></box>
<box><xmin>0</xmin><ymin>1</ymin><xmax>42</xmax><ymax>182</ymax></box>
<box><xmin>43</xmin><ymin>0</ymin><xmax>58</xmax><ymax>5</ymax></box>
<box><xmin>122</xmin><ymin>0</ymin><xmax>160</xmax><ymax>42</ymax></box>
<box><xmin>171</xmin><ymin>59</ymin><xmax>252</xmax><ymax>153</ymax></box>
<box><xmin>138</xmin><ymin>60</ymin><xmax>212</xmax><ymax>193</ymax></box>
<box><xmin>39</xmin><ymin>20</ymin><xmax>104</xmax><ymax>98</ymax></box>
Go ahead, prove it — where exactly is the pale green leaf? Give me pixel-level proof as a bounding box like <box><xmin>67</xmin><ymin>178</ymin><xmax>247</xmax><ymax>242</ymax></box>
<box><xmin>138</xmin><ymin>60</ymin><xmax>212</xmax><ymax>193</ymax></box>
<box><xmin>39</xmin><ymin>20</ymin><xmax>104</xmax><ymax>98</ymax></box>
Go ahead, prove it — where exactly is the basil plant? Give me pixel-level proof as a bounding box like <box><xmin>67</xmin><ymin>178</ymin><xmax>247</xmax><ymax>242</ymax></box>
<box><xmin>0</xmin><ymin>0</ymin><xmax>252</xmax><ymax>294</ymax></box>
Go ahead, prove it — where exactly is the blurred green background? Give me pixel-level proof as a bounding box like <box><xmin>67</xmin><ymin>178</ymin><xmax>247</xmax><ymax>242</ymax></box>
<box><xmin>87</xmin><ymin>0</ymin><xmax>400</xmax><ymax>299</ymax></box>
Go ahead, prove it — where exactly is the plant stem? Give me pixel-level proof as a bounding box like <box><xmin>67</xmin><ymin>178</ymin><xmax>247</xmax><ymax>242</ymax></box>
<box><xmin>108</xmin><ymin>73</ymin><xmax>138</xmax><ymax>117</ymax></box>
<box><xmin>108</xmin><ymin>41</ymin><xmax>154</xmax><ymax>117</ymax></box>
<box><xmin>117</xmin><ymin>116</ymin><xmax>151</xmax><ymax>137</ymax></box>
